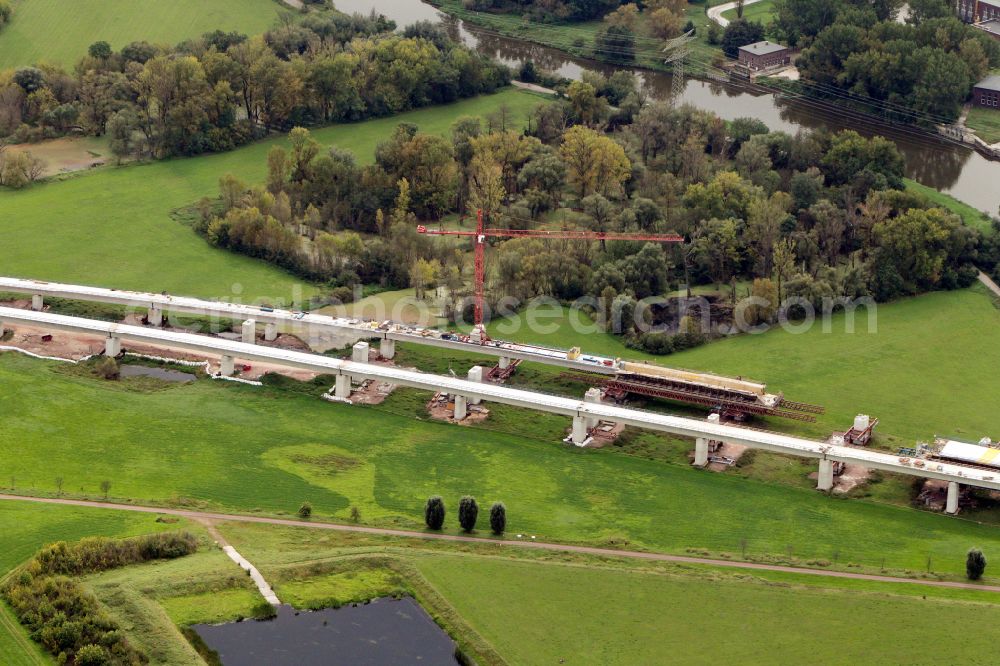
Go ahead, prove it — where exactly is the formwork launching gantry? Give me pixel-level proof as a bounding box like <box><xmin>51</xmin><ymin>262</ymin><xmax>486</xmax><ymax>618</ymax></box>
<box><xmin>563</xmin><ymin>362</ymin><xmax>826</xmax><ymax>423</ymax></box>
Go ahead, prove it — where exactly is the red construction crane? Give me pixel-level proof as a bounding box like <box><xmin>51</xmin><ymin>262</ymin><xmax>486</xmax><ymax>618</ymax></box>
<box><xmin>417</xmin><ymin>209</ymin><xmax>684</xmax><ymax>342</ymax></box>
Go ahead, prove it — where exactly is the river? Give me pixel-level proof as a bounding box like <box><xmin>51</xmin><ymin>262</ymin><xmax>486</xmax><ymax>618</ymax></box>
<box><xmin>335</xmin><ymin>0</ymin><xmax>1000</xmax><ymax>215</ymax></box>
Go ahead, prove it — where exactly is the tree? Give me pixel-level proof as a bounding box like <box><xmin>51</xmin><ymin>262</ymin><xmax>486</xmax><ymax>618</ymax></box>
<box><xmin>100</xmin><ymin>480</ymin><xmax>111</xmax><ymax>499</ymax></box>
<box><xmin>458</xmin><ymin>495</ymin><xmax>479</xmax><ymax>532</ymax></box>
<box><xmin>55</xmin><ymin>476</ymin><xmax>63</xmax><ymax>496</ymax></box>
<box><xmin>88</xmin><ymin>41</ymin><xmax>113</xmax><ymax>60</ymax></box>
<box><xmin>350</xmin><ymin>505</ymin><xmax>361</xmax><ymax>523</ymax></box>
<box><xmin>594</xmin><ymin>25</ymin><xmax>636</xmax><ymax>64</ymax></box>
<box><xmin>967</xmin><ymin>548</ymin><xmax>987</xmax><ymax>580</ymax></box>
<box><xmin>560</xmin><ymin>126</ymin><xmax>631</xmax><ymax>199</ymax></box>
<box><xmin>298</xmin><ymin>502</ymin><xmax>312</xmax><ymax>519</ymax></box>
<box><xmin>772</xmin><ymin>237</ymin><xmax>796</xmax><ymax>301</ymax></box>
<box><xmin>0</xmin><ymin>0</ymin><xmax>11</xmax><ymax>27</ymax></box>
<box><xmin>425</xmin><ymin>496</ymin><xmax>446</xmax><ymax>530</ymax></box>
<box><xmin>649</xmin><ymin>7</ymin><xmax>683</xmax><ymax>39</ymax></box>
<box><xmin>490</xmin><ymin>502</ymin><xmax>507</xmax><ymax>535</ymax></box>
<box><xmin>721</xmin><ymin>19</ymin><xmax>765</xmax><ymax>59</ymax></box>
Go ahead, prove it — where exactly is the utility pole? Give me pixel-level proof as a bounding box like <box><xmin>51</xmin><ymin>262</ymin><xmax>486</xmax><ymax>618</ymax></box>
<box><xmin>662</xmin><ymin>30</ymin><xmax>696</xmax><ymax>105</ymax></box>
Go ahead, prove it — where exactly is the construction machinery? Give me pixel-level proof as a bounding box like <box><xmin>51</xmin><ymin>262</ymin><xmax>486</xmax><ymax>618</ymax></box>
<box><xmin>417</xmin><ymin>209</ymin><xmax>684</xmax><ymax>343</ymax></box>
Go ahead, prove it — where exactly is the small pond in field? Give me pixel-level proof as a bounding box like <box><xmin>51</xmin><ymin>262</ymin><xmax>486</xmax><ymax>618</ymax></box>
<box><xmin>192</xmin><ymin>598</ymin><xmax>458</xmax><ymax>665</ymax></box>
<box><xmin>119</xmin><ymin>364</ymin><xmax>196</xmax><ymax>383</ymax></box>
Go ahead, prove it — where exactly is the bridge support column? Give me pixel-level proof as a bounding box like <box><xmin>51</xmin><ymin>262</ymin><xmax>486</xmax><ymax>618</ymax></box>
<box><xmin>584</xmin><ymin>387</ymin><xmax>603</xmax><ymax>428</ymax></box>
<box><xmin>264</xmin><ymin>322</ymin><xmax>278</xmax><ymax>342</ymax></box>
<box><xmin>571</xmin><ymin>415</ymin><xmax>588</xmax><ymax>446</ymax></box>
<box><xmin>946</xmin><ymin>481</ymin><xmax>960</xmax><ymax>515</ymax></box>
<box><xmin>817</xmin><ymin>459</ymin><xmax>834</xmax><ymax>491</ymax></box>
<box><xmin>219</xmin><ymin>355</ymin><xmax>235</xmax><ymax>376</ymax></box>
<box><xmin>694</xmin><ymin>437</ymin><xmax>709</xmax><ymax>467</ymax></box>
<box><xmin>379</xmin><ymin>337</ymin><xmax>395</xmax><ymax>360</ymax></box>
<box><xmin>498</xmin><ymin>356</ymin><xmax>511</xmax><ymax>370</ymax></box>
<box><xmin>454</xmin><ymin>395</ymin><xmax>468</xmax><ymax>420</ymax></box>
<box><xmin>467</xmin><ymin>366</ymin><xmax>483</xmax><ymax>404</ymax></box>
<box><xmin>334</xmin><ymin>374</ymin><xmax>352</xmax><ymax>400</ymax></box>
<box><xmin>241</xmin><ymin>319</ymin><xmax>256</xmax><ymax>344</ymax></box>
<box><xmin>104</xmin><ymin>336</ymin><xmax>121</xmax><ymax>357</ymax></box>
<box><xmin>0</xmin><ymin>319</ymin><xmax>5</xmax><ymax>338</ymax></box>
<box><xmin>31</xmin><ymin>294</ymin><xmax>43</xmax><ymax>311</ymax></box>
<box><xmin>147</xmin><ymin>306</ymin><xmax>163</xmax><ymax>327</ymax></box>
<box><xmin>352</xmin><ymin>341</ymin><xmax>370</xmax><ymax>363</ymax></box>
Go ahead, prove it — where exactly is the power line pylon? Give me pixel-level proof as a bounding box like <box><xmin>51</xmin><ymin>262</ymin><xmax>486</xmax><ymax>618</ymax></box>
<box><xmin>662</xmin><ymin>30</ymin><xmax>696</xmax><ymax>105</ymax></box>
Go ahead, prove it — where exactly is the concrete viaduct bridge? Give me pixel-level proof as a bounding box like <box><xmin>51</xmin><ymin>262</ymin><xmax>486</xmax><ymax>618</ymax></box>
<box><xmin>0</xmin><ymin>277</ymin><xmax>619</xmax><ymax>374</ymax></box>
<box><xmin>0</xmin><ymin>304</ymin><xmax>991</xmax><ymax>515</ymax></box>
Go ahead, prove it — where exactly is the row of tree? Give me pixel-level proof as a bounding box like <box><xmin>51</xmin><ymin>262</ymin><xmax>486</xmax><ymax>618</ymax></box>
<box><xmin>0</xmin><ymin>13</ymin><xmax>509</xmax><ymax>159</ymax></box>
<box><xmin>425</xmin><ymin>495</ymin><xmax>507</xmax><ymax>534</ymax></box>
<box><xmin>776</xmin><ymin>0</ymin><xmax>1000</xmax><ymax>122</ymax></box>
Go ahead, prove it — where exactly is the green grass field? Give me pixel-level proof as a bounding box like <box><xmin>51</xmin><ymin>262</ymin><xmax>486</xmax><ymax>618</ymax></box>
<box><xmin>720</xmin><ymin>0</ymin><xmax>776</xmax><ymax>24</ymax></box>
<box><xmin>0</xmin><ymin>0</ymin><xmax>287</xmax><ymax>70</ymax></box>
<box><xmin>6</xmin><ymin>350</ymin><xmax>1000</xmax><ymax>575</ymax></box>
<box><xmin>0</xmin><ymin>89</ymin><xmax>540</xmax><ymax>303</ymax></box>
<box><xmin>220</xmin><ymin>521</ymin><xmax>1000</xmax><ymax>664</ymax></box>
<box><xmin>417</xmin><ymin>554</ymin><xmax>1000</xmax><ymax>664</ymax></box>
<box><xmin>966</xmin><ymin>106</ymin><xmax>1000</xmax><ymax>146</ymax></box>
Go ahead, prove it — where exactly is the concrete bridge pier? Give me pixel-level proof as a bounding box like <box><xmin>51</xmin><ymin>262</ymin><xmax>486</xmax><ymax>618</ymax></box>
<box><xmin>147</xmin><ymin>307</ymin><xmax>163</xmax><ymax>327</ymax></box>
<box><xmin>584</xmin><ymin>388</ymin><xmax>603</xmax><ymax>429</ymax></box>
<box><xmin>817</xmin><ymin>459</ymin><xmax>835</xmax><ymax>491</ymax></box>
<box><xmin>694</xmin><ymin>437</ymin><xmax>709</xmax><ymax>467</ymax></box>
<box><xmin>454</xmin><ymin>395</ymin><xmax>468</xmax><ymax>420</ymax></box>
<box><xmin>352</xmin><ymin>341</ymin><xmax>370</xmax><ymax>363</ymax></box>
<box><xmin>334</xmin><ymin>374</ymin><xmax>352</xmax><ymax>400</ymax></box>
<box><xmin>946</xmin><ymin>481</ymin><xmax>960</xmax><ymax>514</ymax></box>
<box><xmin>264</xmin><ymin>322</ymin><xmax>278</xmax><ymax>342</ymax></box>
<box><xmin>0</xmin><ymin>319</ymin><xmax>5</xmax><ymax>337</ymax></box>
<box><xmin>379</xmin><ymin>337</ymin><xmax>395</xmax><ymax>360</ymax></box>
<box><xmin>104</xmin><ymin>336</ymin><xmax>121</xmax><ymax>357</ymax></box>
<box><xmin>241</xmin><ymin>320</ymin><xmax>256</xmax><ymax>344</ymax></box>
<box><xmin>31</xmin><ymin>294</ymin><xmax>43</xmax><ymax>311</ymax></box>
<box><xmin>467</xmin><ymin>366</ymin><xmax>483</xmax><ymax>404</ymax></box>
<box><xmin>219</xmin><ymin>355</ymin><xmax>235</xmax><ymax>376</ymax></box>
<box><xmin>571</xmin><ymin>415</ymin><xmax>588</xmax><ymax>446</ymax></box>
<box><xmin>498</xmin><ymin>356</ymin><xmax>511</xmax><ymax>370</ymax></box>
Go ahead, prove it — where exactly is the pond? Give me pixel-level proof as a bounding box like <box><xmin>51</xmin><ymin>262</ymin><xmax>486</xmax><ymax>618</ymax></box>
<box><xmin>119</xmin><ymin>364</ymin><xmax>196</xmax><ymax>383</ymax></box>
<box><xmin>336</xmin><ymin>0</ymin><xmax>1000</xmax><ymax>215</ymax></box>
<box><xmin>193</xmin><ymin>599</ymin><xmax>458</xmax><ymax>665</ymax></box>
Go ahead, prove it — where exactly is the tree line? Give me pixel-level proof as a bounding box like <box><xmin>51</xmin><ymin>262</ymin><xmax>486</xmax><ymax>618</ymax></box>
<box><xmin>775</xmin><ymin>0</ymin><xmax>1000</xmax><ymax>122</ymax></box>
<box><xmin>0</xmin><ymin>12</ymin><xmax>509</xmax><ymax>161</ymax></box>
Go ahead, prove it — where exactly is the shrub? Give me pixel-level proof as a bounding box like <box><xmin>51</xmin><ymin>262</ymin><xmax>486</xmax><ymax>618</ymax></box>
<box><xmin>489</xmin><ymin>502</ymin><xmax>506</xmax><ymax>535</ymax></box>
<box><xmin>298</xmin><ymin>502</ymin><xmax>312</xmax><ymax>519</ymax></box>
<box><xmin>967</xmin><ymin>548</ymin><xmax>987</xmax><ymax>580</ymax></box>
<box><xmin>350</xmin><ymin>505</ymin><xmax>361</xmax><ymax>523</ymax></box>
<box><xmin>0</xmin><ymin>0</ymin><xmax>12</xmax><ymax>27</ymax></box>
<box><xmin>458</xmin><ymin>496</ymin><xmax>479</xmax><ymax>533</ymax></box>
<box><xmin>94</xmin><ymin>357</ymin><xmax>119</xmax><ymax>380</ymax></box>
<box><xmin>75</xmin><ymin>644</ymin><xmax>111</xmax><ymax>666</ymax></box>
<box><xmin>425</xmin><ymin>496</ymin><xmax>445</xmax><ymax>530</ymax></box>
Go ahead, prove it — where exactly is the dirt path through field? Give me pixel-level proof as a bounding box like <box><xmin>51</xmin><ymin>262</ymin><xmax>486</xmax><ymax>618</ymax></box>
<box><xmin>4</xmin><ymin>494</ymin><xmax>1000</xmax><ymax>594</ymax></box>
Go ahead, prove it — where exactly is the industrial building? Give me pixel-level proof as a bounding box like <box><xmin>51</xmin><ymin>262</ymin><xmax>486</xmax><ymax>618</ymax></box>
<box><xmin>958</xmin><ymin>0</ymin><xmax>1000</xmax><ymax>23</ymax></box>
<box><xmin>973</xmin><ymin>75</ymin><xmax>1000</xmax><ymax>109</ymax></box>
<box><xmin>737</xmin><ymin>41</ymin><xmax>792</xmax><ymax>71</ymax></box>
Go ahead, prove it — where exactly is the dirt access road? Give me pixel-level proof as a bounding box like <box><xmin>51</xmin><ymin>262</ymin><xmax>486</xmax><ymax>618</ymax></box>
<box><xmin>4</xmin><ymin>494</ymin><xmax>1000</xmax><ymax>594</ymax></box>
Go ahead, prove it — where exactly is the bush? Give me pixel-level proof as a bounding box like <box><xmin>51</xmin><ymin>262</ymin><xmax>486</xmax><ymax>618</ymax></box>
<box><xmin>298</xmin><ymin>502</ymin><xmax>312</xmax><ymax>519</ymax></box>
<box><xmin>489</xmin><ymin>502</ymin><xmax>506</xmax><ymax>535</ymax></box>
<box><xmin>75</xmin><ymin>644</ymin><xmax>110</xmax><ymax>666</ymax></box>
<box><xmin>458</xmin><ymin>496</ymin><xmax>479</xmax><ymax>532</ymax></box>
<box><xmin>29</xmin><ymin>532</ymin><xmax>198</xmax><ymax>576</ymax></box>
<box><xmin>425</xmin><ymin>496</ymin><xmax>445</xmax><ymax>530</ymax></box>
<box><xmin>0</xmin><ymin>0</ymin><xmax>12</xmax><ymax>27</ymax></box>
<box><xmin>967</xmin><ymin>548</ymin><xmax>987</xmax><ymax>580</ymax></box>
<box><xmin>94</xmin><ymin>357</ymin><xmax>119</xmax><ymax>380</ymax></box>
